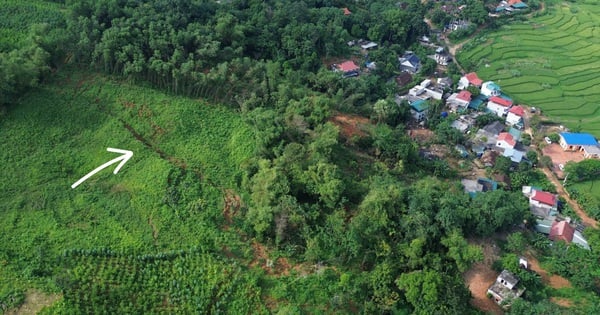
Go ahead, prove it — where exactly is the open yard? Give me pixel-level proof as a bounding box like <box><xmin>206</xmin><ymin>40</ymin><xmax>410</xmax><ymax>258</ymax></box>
<box><xmin>541</xmin><ymin>143</ymin><xmax>585</xmax><ymax>178</ymax></box>
<box><xmin>457</xmin><ymin>2</ymin><xmax>600</xmax><ymax>137</ymax></box>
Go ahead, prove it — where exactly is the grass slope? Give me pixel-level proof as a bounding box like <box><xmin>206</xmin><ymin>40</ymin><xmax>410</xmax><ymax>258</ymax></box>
<box><xmin>0</xmin><ymin>69</ymin><xmax>257</xmax><ymax>309</ymax></box>
<box><xmin>458</xmin><ymin>2</ymin><xmax>600</xmax><ymax>137</ymax></box>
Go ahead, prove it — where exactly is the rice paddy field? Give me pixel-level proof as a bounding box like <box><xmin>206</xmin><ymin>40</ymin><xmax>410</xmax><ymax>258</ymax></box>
<box><xmin>457</xmin><ymin>2</ymin><xmax>600</xmax><ymax>137</ymax></box>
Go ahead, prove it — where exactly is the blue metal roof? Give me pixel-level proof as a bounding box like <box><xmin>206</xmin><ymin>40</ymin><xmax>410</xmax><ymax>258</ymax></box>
<box><xmin>560</xmin><ymin>133</ymin><xmax>598</xmax><ymax>146</ymax></box>
<box><xmin>411</xmin><ymin>99</ymin><xmax>429</xmax><ymax>112</ymax></box>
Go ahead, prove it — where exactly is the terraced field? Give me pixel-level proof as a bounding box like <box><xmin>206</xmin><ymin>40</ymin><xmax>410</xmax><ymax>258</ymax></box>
<box><xmin>457</xmin><ymin>2</ymin><xmax>600</xmax><ymax>137</ymax></box>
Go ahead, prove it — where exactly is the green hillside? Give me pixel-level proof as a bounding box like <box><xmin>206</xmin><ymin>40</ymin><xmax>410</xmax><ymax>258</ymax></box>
<box><xmin>0</xmin><ymin>70</ymin><xmax>257</xmax><ymax>311</ymax></box>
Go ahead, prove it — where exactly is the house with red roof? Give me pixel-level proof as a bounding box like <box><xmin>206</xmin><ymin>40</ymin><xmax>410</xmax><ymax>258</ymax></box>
<box><xmin>334</xmin><ymin>60</ymin><xmax>359</xmax><ymax>78</ymax></box>
<box><xmin>530</xmin><ymin>189</ymin><xmax>558</xmax><ymax>211</ymax></box>
<box><xmin>446</xmin><ymin>90</ymin><xmax>472</xmax><ymax>111</ymax></box>
<box><xmin>458</xmin><ymin>72</ymin><xmax>483</xmax><ymax>89</ymax></box>
<box><xmin>342</xmin><ymin>7</ymin><xmax>351</xmax><ymax>15</ymax></box>
<box><xmin>496</xmin><ymin>132</ymin><xmax>516</xmax><ymax>150</ymax></box>
<box><xmin>550</xmin><ymin>221</ymin><xmax>575</xmax><ymax>243</ymax></box>
<box><xmin>506</xmin><ymin>105</ymin><xmax>524</xmax><ymax>128</ymax></box>
<box><xmin>487</xmin><ymin>96</ymin><xmax>513</xmax><ymax>117</ymax></box>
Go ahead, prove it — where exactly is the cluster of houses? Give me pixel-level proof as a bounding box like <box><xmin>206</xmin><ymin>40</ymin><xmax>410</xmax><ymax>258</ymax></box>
<box><xmin>522</xmin><ymin>186</ymin><xmax>590</xmax><ymax>249</ymax></box>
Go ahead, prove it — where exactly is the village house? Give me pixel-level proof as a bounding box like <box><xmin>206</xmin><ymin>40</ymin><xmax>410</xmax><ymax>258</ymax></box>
<box><xmin>506</xmin><ymin>105</ymin><xmax>524</xmax><ymax>128</ymax></box>
<box><xmin>333</xmin><ymin>60</ymin><xmax>360</xmax><ymax>78</ymax></box>
<box><xmin>522</xmin><ymin>186</ymin><xmax>559</xmax><ymax>218</ymax></box>
<box><xmin>342</xmin><ymin>7</ymin><xmax>351</xmax><ymax>15</ymax></box>
<box><xmin>558</xmin><ymin>132</ymin><xmax>600</xmax><ymax>158</ymax></box>
<box><xmin>536</xmin><ymin>219</ymin><xmax>590</xmax><ymax>250</ymax></box>
<box><xmin>399</xmin><ymin>51</ymin><xmax>421</xmax><ymax>73</ymax></box>
<box><xmin>409</xmin><ymin>79</ymin><xmax>443</xmax><ymax>100</ymax></box>
<box><xmin>487</xmin><ymin>96</ymin><xmax>513</xmax><ymax>117</ymax></box>
<box><xmin>409</xmin><ymin>99</ymin><xmax>429</xmax><ymax>122</ymax></box>
<box><xmin>487</xmin><ymin>270</ymin><xmax>525</xmax><ymax>308</ymax></box>
<box><xmin>434</xmin><ymin>47</ymin><xmax>451</xmax><ymax>66</ymax></box>
<box><xmin>502</xmin><ymin>147</ymin><xmax>525</xmax><ymax>163</ymax></box>
<box><xmin>462</xmin><ymin>177</ymin><xmax>498</xmax><ymax>196</ymax></box>
<box><xmin>496</xmin><ymin>132</ymin><xmax>516</xmax><ymax>150</ymax></box>
<box><xmin>474</xmin><ymin>121</ymin><xmax>505</xmax><ymax>149</ymax></box>
<box><xmin>458</xmin><ymin>72</ymin><xmax>483</xmax><ymax>89</ymax></box>
<box><xmin>437</xmin><ymin>77</ymin><xmax>453</xmax><ymax>89</ymax></box>
<box><xmin>481</xmin><ymin>81</ymin><xmax>502</xmax><ymax>97</ymax></box>
<box><xmin>446</xmin><ymin>90</ymin><xmax>472</xmax><ymax>112</ymax></box>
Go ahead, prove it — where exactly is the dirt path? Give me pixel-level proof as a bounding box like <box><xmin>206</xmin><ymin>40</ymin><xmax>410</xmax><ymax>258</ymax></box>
<box><xmin>541</xmin><ymin>168</ymin><xmax>598</xmax><ymax>228</ymax></box>
<box><xmin>6</xmin><ymin>290</ymin><xmax>61</xmax><ymax>315</ymax></box>
<box><xmin>525</xmin><ymin>253</ymin><xmax>571</xmax><ymax>289</ymax></box>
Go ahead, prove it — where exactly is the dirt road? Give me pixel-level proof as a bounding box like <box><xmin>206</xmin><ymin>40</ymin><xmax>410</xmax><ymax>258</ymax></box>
<box><xmin>541</xmin><ymin>168</ymin><xmax>598</xmax><ymax>228</ymax></box>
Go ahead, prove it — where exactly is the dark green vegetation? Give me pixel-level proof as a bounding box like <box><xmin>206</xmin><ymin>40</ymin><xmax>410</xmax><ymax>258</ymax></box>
<box><xmin>1</xmin><ymin>0</ymin><xmax>600</xmax><ymax>313</ymax></box>
<box><xmin>564</xmin><ymin>159</ymin><xmax>600</xmax><ymax>220</ymax></box>
<box><xmin>458</xmin><ymin>1</ymin><xmax>600</xmax><ymax>137</ymax></box>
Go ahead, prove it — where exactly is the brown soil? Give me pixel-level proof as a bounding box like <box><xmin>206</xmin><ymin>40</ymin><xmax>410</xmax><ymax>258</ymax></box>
<box><xmin>550</xmin><ymin>297</ymin><xmax>573</xmax><ymax>308</ymax></box>
<box><xmin>463</xmin><ymin>239</ymin><xmax>503</xmax><ymax>315</ymax></box>
<box><xmin>5</xmin><ymin>290</ymin><xmax>61</xmax><ymax>315</ymax></box>
<box><xmin>525</xmin><ymin>254</ymin><xmax>571</xmax><ymax>289</ymax></box>
<box><xmin>408</xmin><ymin>128</ymin><xmax>434</xmax><ymax>143</ymax></box>
<box><xmin>147</xmin><ymin>216</ymin><xmax>159</xmax><ymax>246</ymax></box>
<box><xmin>330</xmin><ymin>113</ymin><xmax>370</xmax><ymax>139</ymax></box>
<box><xmin>222</xmin><ymin>189</ymin><xmax>242</xmax><ymax>229</ymax></box>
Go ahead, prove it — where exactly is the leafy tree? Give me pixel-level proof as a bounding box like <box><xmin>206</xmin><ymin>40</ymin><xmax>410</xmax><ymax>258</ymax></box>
<box><xmin>548</xmin><ymin>133</ymin><xmax>560</xmax><ymax>143</ymax></box>
<box><xmin>441</xmin><ymin>229</ymin><xmax>483</xmax><ymax>272</ymax></box>
<box><xmin>526</xmin><ymin>150</ymin><xmax>538</xmax><ymax>165</ymax></box>
<box><xmin>494</xmin><ymin>155</ymin><xmax>512</xmax><ymax>174</ymax></box>
<box><xmin>539</xmin><ymin>155</ymin><xmax>553</xmax><ymax>169</ymax></box>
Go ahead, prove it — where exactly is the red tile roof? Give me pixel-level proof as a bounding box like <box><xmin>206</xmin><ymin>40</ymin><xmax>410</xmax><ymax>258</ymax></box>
<box><xmin>465</xmin><ymin>72</ymin><xmax>483</xmax><ymax>86</ymax></box>
<box><xmin>343</xmin><ymin>7</ymin><xmax>352</xmax><ymax>15</ymax></box>
<box><xmin>337</xmin><ymin>61</ymin><xmax>359</xmax><ymax>72</ymax></box>
<box><xmin>550</xmin><ymin>221</ymin><xmax>575</xmax><ymax>243</ymax></box>
<box><xmin>498</xmin><ymin>132</ymin><xmax>516</xmax><ymax>147</ymax></box>
<box><xmin>508</xmin><ymin>105</ymin><xmax>525</xmax><ymax>116</ymax></box>
<box><xmin>457</xmin><ymin>90</ymin><xmax>472</xmax><ymax>102</ymax></box>
<box><xmin>489</xmin><ymin>96</ymin><xmax>513</xmax><ymax>107</ymax></box>
<box><xmin>508</xmin><ymin>0</ymin><xmax>523</xmax><ymax>5</ymax></box>
<box><xmin>532</xmin><ymin>190</ymin><xmax>557</xmax><ymax>206</ymax></box>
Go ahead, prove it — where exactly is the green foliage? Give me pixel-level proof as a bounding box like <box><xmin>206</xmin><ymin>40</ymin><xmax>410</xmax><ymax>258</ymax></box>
<box><xmin>564</xmin><ymin>159</ymin><xmax>600</xmax><ymax>182</ymax></box>
<box><xmin>52</xmin><ymin>249</ymin><xmax>266</xmax><ymax>314</ymax></box>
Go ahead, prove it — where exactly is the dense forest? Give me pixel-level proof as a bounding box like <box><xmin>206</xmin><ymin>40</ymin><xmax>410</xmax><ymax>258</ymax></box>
<box><xmin>2</xmin><ymin>0</ymin><xmax>600</xmax><ymax>313</ymax></box>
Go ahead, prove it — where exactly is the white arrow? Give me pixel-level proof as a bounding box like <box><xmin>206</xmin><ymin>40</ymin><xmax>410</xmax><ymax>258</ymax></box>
<box><xmin>71</xmin><ymin>148</ymin><xmax>133</xmax><ymax>189</ymax></box>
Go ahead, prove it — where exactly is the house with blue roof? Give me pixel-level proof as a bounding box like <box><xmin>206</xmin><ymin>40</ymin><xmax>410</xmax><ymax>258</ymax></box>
<box><xmin>409</xmin><ymin>99</ymin><xmax>429</xmax><ymax>122</ymax></box>
<box><xmin>481</xmin><ymin>81</ymin><xmax>501</xmax><ymax>98</ymax></box>
<box><xmin>559</xmin><ymin>133</ymin><xmax>600</xmax><ymax>158</ymax></box>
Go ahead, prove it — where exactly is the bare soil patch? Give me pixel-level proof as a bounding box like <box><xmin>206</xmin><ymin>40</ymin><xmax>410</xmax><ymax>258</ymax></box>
<box><xmin>408</xmin><ymin>128</ymin><xmax>434</xmax><ymax>143</ymax></box>
<box><xmin>550</xmin><ymin>297</ymin><xmax>573</xmax><ymax>308</ymax></box>
<box><xmin>463</xmin><ymin>239</ymin><xmax>503</xmax><ymax>315</ymax></box>
<box><xmin>6</xmin><ymin>290</ymin><xmax>61</xmax><ymax>315</ymax></box>
<box><xmin>525</xmin><ymin>254</ymin><xmax>571</xmax><ymax>289</ymax></box>
<box><xmin>330</xmin><ymin>113</ymin><xmax>370</xmax><ymax>139</ymax></box>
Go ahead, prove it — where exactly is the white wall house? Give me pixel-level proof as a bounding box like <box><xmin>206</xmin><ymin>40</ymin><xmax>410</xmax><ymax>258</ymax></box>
<box><xmin>496</xmin><ymin>132</ymin><xmax>516</xmax><ymax>150</ymax></box>
<box><xmin>487</xmin><ymin>96</ymin><xmax>513</xmax><ymax>117</ymax></box>
<box><xmin>506</xmin><ymin>105</ymin><xmax>524</xmax><ymax>127</ymax></box>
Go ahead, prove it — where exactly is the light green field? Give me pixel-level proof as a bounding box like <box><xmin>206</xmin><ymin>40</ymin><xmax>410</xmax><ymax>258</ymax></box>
<box><xmin>0</xmin><ymin>70</ymin><xmax>257</xmax><ymax>308</ymax></box>
<box><xmin>458</xmin><ymin>2</ymin><xmax>600</xmax><ymax>137</ymax></box>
